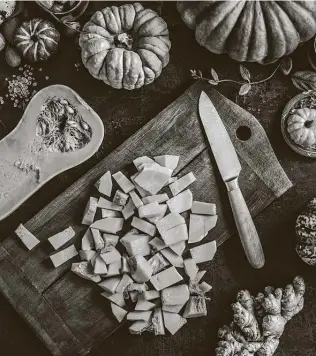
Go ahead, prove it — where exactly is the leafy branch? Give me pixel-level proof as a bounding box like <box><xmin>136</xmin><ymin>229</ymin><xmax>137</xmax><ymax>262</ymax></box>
<box><xmin>190</xmin><ymin>57</ymin><xmax>293</xmax><ymax>96</ymax></box>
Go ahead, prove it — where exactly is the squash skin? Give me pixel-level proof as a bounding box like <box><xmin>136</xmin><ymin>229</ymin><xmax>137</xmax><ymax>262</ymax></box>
<box><xmin>79</xmin><ymin>3</ymin><xmax>171</xmax><ymax>90</ymax></box>
<box><xmin>177</xmin><ymin>1</ymin><xmax>316</xmax><ymax>63</ymax></box>
<box><xmin>14</xmin><ymin>18</ymin><xmax>60</xmax><ymax>62</ymax></box>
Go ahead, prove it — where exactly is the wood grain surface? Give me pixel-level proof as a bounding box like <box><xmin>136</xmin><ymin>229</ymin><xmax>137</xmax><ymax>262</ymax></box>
<box><xmin>0</xmin><ymin>81</ymin><xmax>291</xmax><ymax>356</ymax></box>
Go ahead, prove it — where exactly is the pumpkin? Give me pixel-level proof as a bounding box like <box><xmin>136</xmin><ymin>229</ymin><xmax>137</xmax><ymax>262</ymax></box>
<box><xmin>79</xmin><ymin>3</ymin><xmax>171</xmax><ymax>90</ymax></box>
<box><xmin>287</xmin><ymin>108</ymin><xmax>316</xmax><ymax>147</ymax></box>
<box><xmin>14</xmin><ymin>18</ymin><xmax>60</xmax><ymax>62</ymax></box>
<box><xmin>296</xmin><ymin>198</ymin><xmax>316</xmax><ymax>265</ymax></box>
<box><xmin>177</xmin><ymin>1</ymin><xmax>316</xmax><ymax>64</ymax></box>
<box><xmin>0</xmin><ymin>85</ymin><xmax>104</xmax><ymax>222</ymax></box>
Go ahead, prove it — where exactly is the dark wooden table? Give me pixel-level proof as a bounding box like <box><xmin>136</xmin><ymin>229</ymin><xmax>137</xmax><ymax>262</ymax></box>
<box><xmin>1</xmin><ymin>2</ymin><xmax>316</xmax><ymax>356</ymax></box>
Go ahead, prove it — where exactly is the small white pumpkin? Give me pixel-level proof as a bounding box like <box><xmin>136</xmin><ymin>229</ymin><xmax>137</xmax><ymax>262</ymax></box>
<box><xmin>287</xmin><ymin>108</ymin><xmax>316</xmax><ymax>147</ymax></box>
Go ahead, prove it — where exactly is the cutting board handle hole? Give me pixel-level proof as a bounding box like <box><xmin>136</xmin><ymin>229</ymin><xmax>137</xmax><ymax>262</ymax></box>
<box><xmin>236</xmin><ymin>126</ymin><xmax>251</xmax><ymax>141</ymax></box>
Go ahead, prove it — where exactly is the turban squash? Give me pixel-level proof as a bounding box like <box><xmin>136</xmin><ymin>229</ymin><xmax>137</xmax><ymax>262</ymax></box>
<box><xmin>177</xmin><ymin>1</ymin><xmax>316</xmax><ymax>64</ymax></box>
<box><xmin>14</xmin><ymin>18</ymin><xmax>60</xmax><ymax>62</ymax></box>
<box><xmin>79</xmin><ymin>3</ymin><xmax>171</xmax><ymax>90</ymax></box>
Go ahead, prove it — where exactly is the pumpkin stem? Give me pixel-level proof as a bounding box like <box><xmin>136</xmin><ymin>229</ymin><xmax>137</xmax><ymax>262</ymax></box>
<box><xmin>115</xmin><ymin>33</ymin><xmax>133</xmax><ymax>50</ymax></box>
<box><xmin>305</xmin><ymin>120</ymin><xmax>314</xmax><ymax>128</ymax></box>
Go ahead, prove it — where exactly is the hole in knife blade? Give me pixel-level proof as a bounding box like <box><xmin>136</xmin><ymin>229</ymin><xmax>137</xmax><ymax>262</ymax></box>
<box><xmin>236</xmin><ymin>126</ymin><xmax>251</xmax><ymax>141</ymax></box>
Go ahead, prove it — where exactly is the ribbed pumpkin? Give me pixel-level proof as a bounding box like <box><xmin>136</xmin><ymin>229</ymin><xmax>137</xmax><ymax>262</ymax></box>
<box><xmin>296</xmin><ymin>198</ymin><xmax>316</xmax><ymax>265</ymax></box>
<box><xmin>14</xmin><ymin>18</ymin><xmax>60</xmax><ymax>62</ymax></box>
<box><xmin>177</xmin><ymin>1</ymin><xmax>316</xmax><ymax>64</ymax></box>
<box><xmin>79</xmin><ymin>3</ymin><xmax>171</xmax><ymax>90</ymax></box>
<box><xmin>287</xmin><ymin>108</ymin><xmax>316</xmax><ymax>147</ymax></box>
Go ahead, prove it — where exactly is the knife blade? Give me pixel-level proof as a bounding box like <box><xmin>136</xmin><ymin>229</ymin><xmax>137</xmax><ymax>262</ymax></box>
<box><xmin>198</xmin><ymin>91</ymin><xmax>265</xmax><ymax>269</ymax></box>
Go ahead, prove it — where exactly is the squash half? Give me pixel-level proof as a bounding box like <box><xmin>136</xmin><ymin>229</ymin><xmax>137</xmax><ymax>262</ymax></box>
<box><xmin>0</xmin><ymin>85</ymin><xmax>104</xmax><ymax>221</ymax></box>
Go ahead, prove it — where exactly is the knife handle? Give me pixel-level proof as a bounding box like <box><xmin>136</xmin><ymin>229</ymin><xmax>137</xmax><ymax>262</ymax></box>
<box><xmin>226</xmin><ymin>178</ymin><xmax>265</xmax><ymax>269</ymax></box>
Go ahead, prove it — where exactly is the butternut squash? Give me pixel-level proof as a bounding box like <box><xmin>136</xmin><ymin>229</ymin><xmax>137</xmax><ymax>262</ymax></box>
<box><xmin>0</xmin><ymin>84</ymin><xmax>104</xmax><ymax>221</ymax></box>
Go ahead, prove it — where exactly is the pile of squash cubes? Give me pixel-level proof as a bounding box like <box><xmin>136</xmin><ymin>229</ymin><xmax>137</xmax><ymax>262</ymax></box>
<box><xmin>73</xmin><ymin>155</ymin><xmax>218</xmax><ymax>335</ymax></box>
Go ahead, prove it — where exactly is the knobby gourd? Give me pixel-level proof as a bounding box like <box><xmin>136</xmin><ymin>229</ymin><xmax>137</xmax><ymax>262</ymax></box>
<box><xmin>79</xmin><ymin>3</ymin><xmax>171</xmax><ymax>90</ymax></box>
<box><xmin>287</xmin><ymin>108</ymin><xmax>316</xmax><ymax>148</ymax></box>
<box><xmin>177</xmin><ymin>1</ymin><xmax>316</xmax><ymax>64</ymax></box>
<box><xmin>0</xmin><ymin>85</ymin><xmax>104</xmax><ymax>222</ymax></box>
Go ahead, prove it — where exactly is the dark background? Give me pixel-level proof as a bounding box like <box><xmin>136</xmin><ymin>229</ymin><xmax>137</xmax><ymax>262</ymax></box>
<box><xmin>1</xmin><ymin>2</ymin><xmax>316</xmax><ymax>355</ymax></box>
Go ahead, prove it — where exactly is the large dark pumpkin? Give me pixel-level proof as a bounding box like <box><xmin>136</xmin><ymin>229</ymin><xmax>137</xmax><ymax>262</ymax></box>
<box><xmin>14</xmin><ymin>18</ymin><xmax>60</xmax><ymax>62</ymax></box>
<box><xmin>79</xmin><ymin>3</ymin><xmax>171</xmax><ymax>90</ymax></box>
<box><xmin>177</xmin><ymin>1</ymin><xmax>316</xmax><ymax>63</ymax></box>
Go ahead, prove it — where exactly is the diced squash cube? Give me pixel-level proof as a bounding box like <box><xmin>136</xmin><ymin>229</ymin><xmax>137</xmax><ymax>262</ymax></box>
<box><xmin>103</xmin><ymin>233</ymin><xmax>119</xmax><ymax>248</ymax></box>
<box><xmin>91</xmin><ymin>228</ymin><xmax>105</xmax><ymax>250</ymax></box>
<box><xmin>82</xmin><ymin>197</ymin><xmax>98</xmax><ymax>225</ymax></box>
<box><xmin>98</xmin><ymin>276</ymin><xmax>121</xmax><ymax>294</ymax></box>
<box><xmin>111</xmin><ymin>303</ymin><xmax>127</xmax><ymax>322</ymax></box>
<box><xmin>79</xmin><ymin>250</ymin><xmax>96</xmax><ymax>261</ymax></box>
<box><xmin>71</xmin><ymin>262</ymin><xmax>101</xmax><ymax>283</ymax></box>
<box><xmin>133</xmin><ymin>156</ymin><xmax>155</xmax><ymax>169</ymax></box>
<box><xmin>122</xmin><ymin>198</ymin><xmax>136</xmax><ymax>220</ymax></box>
<box><xmin>149</xmin><ymin>237</ymin><xmax>167</xmax><ymax>253</ymax></box>
<box><xmin>146</xmin><ymin>204</ymin><xmax>168</xmax><ymax>224</ymax></box>
<box><xmin>135</xmin><ymin>300</ymin><xmax>156</xmax><ymax>311</ymax></box>
<box><xmin>15</xmin><ymin>223</ymin><xmax>40</xmax><ymax>250</ymax></box>
<box><xmin>101</xmin><ymin>292</ymin><xmax>125</xmax><ymax>307</ymax></box>
<box><xmin>50</xmin><ymin>244</ymin><xmax>78</xmax><ymax>268</ymax></box>
<box><xmin>130</xmin><ymin>173</ymin><xmax>150</xmax><ymax>198</ymax></box>
<box><xmin>167</xmin><ymin>189</ymin><xmax>193</xmax><ymax>214</ymax></box>
<box><xmin>90</xmin><ymin>218</ymin><xmax>124</xmax><ymax>234</ymax></box>
<box><xmin>148</xmin><ymin>252</ymin><xmax>169</xmax><ymax>274</ymax></box>
<box><xmin>131</xmin><ymin>217</ymin><xmax>156</xmax><ymax>237</ymax></box>
<box><xmin>150</xmin><ymin>266</ymin><xmax>183</xmax><ymax>291</ymax></box>
<box><xmin>107</xmin><ymin>260</ymin><xmax>122</xmax><ymax>276</ymax></box>
<box><xmin>190</xmin><ymin>241</ymin><xmax>217</xmax><ymax>263</ymax></box>
<box><xmin>129</xmin><ymin>255</ymin><xmax>153</xmax><ymax>283</ymax></box>
<box><xmin>160</xmin><ymin>248</ymin><xmax>184</xmax><ymax>268</ymax></box>
<box><xmin>100</xmin><ymin>247</ymin><xmax>121</xmax><ymax>264</ymax></box>
<box><xmin>121</xmin><ymin>233</ymin><xmax>151</xmax><ymax>257</ymax></box>
<box><xmin>127</xmin><ymin>282</ymin><xmax>148</xmax><ymax>293</ymax></box>
<box><xmin>129</xmin><ymin>320</ymin><xmax>151</xmax><ymax>334</ymax></box>
<box><xmin>129</xmin><ymin>291</ymin><xmax>139</xmax><ymax>302</ymax></box>
<box><xmin>183</xmin><ymin>296</ymin><xmax>207</xmax><ymax>318</ymax></box>
<box><xmin>191</xmin><ymin>201</ymin><xmax>216</xmax><ymax>215</ymax></box>
<box><xmin>129</xmin><ymin>190</ymin><xmax>143</xmax><ymax>208</ymax></box>
<box><xmin>121</xmin><ymin>256</ymin><xmax>131</xmax><ymax>274</ymax></box>
<box><xmin>142</xmin><ymin>290</ymin><xmax>160</xmax><ymax>301</ymax></box>
<box><xmin>143</xmin><ymin>193</ymin><xmax>169</xmax><ymax>205</ymax></box>
<box><xmin>169</xmin><ymin>241</ymin><xmax>186</xmax><ymax>256</ymax></box>
<box><xmin>169</xmin><ymin>172</ymin><xmax>196</xmax><ymax>196</ymax></box>
<box><xmin>48</xmin><ymin>226</ymin><xmax>75</xmax><ymax>250</ymax></box>
<box><xmin>163</xmin><ymin>312</ymin><xmax>187</xmax><ymax>335</ymax></box>
<box><xmin>154</xmin><ymin>155</ymin><xmax>179</xmax><ymax>171</ymax></box>
<box><xmin>95</xmin><ymin>171</ymin><xmax>112</xmax><ymax>197</ymax></box>
<box><xmin>134</xmin><ymin>163</ymin><xmax>172</xmax><ymax>195</ymax></box>
<box><xmin>116</xmin><ymin>274</ymin><xmax>134</xmax><ymax>294</ymax></box>
<box><xmin>94</xmin><ymin>255</ymin><xmax>108</xmax><ymax>275</ymax></box>
<box><xmin>199</xmin><ymin>281</ymin><xmax>212</xmax><ymax>293</ymax></box>
<box><xmin>156</xmin><ymin>213</ymin><xmax>185</xmax><ymax>236</ymax></box>
<box><xmin>151</xmin><ymin>308</ymin><xmax>165</xmax><ymax>335</ymax></box>
<box><xmin>183</xmin><ymin>258</ymin><xmax>198</xmax><ymax>279</ymax></box>
<box><xmin>160</xmin><ymin>224</ymin><xmax>188</xmax><ymax>246</ymax></box>
<box><xmin>127</xmin><ymin>311</ymin><xmax>152</xmax><ymax>322</ymax></box>
<box><xmin>112</xmin><ymin>171</ymin><xmax>135</xmax><ymax>193</ymax></box>
<box><xmin>113</xmin><ymin>190</ymin><xmax>129</xmax><ymax>206</ymax></box>
<box><xmin>138</xmin><ymin>201</ymin><xmax>162</xmax><ymax>219</ymax></box>
<box><xmin>97</xmin><ymin>197</ymin><xmax>123</xmax><ymax>211</ymax></box>
<box><xmin>81</xmin><ymin>228</ymin><xmax>94</xmax><ymax>250</ymax></box>
<box><xmin>188</xmin><ymin>214</ymin><xmax>218</xmax><ymax>243</ymax></box>
<box><xmin>101</xmin><ymin>209</ymin><xmax>121</xmax><ymax>218</ymax></box>
<box><xmin>161</xmin><ymin>284</ymin><xmax>190</xmax><ymax>306</ymax></box>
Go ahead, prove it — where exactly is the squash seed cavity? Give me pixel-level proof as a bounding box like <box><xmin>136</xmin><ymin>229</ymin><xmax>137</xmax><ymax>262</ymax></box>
<box><xmin>36</xmin><ymin>97</ymin><xmax>92</xmax><ymax>153</ymax></box>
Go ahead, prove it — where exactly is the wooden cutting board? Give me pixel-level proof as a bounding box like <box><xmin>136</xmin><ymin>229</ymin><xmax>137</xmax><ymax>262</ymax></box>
<box><xmin>0</xmin><ymin>81</ymin><xmax>292</xmax><ymax>356</ymax></box>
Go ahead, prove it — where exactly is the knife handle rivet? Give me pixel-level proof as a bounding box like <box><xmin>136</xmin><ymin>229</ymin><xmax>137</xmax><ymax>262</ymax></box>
<box><xmin>236</xmin><ymin>126</ymin><xmax>252</xmax><ymax>141</ymax></box>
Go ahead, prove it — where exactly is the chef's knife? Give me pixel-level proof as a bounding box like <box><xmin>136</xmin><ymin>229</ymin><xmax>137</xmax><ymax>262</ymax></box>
<box><xmin>198</xmin><ymin>91</ymin><xmax>265</xmax><ymax>269</ymax></box>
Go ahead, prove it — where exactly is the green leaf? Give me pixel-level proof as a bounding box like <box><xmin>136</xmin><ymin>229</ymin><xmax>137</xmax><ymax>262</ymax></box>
<box><xmin>291</xmin><ymin>71</ymin><xmax>316</xmax><ymax>91</ymax></box>
<box><xmin>239</xmin><ymin>83</ymin><xmax>251</xmax><ymax>96</ymax></box>
<box><xmin>211</xmin><ymin>68</ymin><xmax>219</xmax><ymax>81</ymax></box>
<box><xmin>240</xmin><ymin>65</ymin><xmax>251</xmax><ymax>81</ymax></box>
